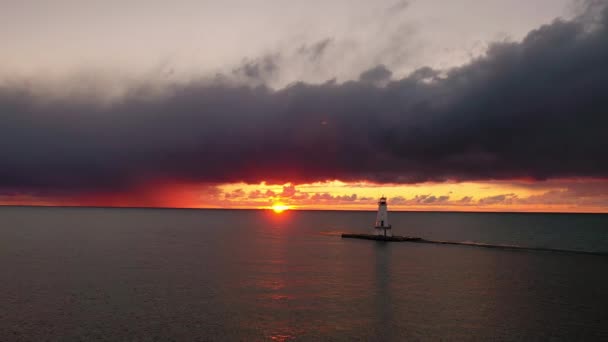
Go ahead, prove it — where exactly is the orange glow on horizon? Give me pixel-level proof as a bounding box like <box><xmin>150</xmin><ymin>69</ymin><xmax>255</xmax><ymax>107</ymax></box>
<box><xmin>271</xmin><ymin>203</ymin><xmax>291</xmax><ymax>213</ymax></box>
<box><xmin>1</xmin><ymin>178</ymin><xmax>607</xmax><ymax>214</ymax></box>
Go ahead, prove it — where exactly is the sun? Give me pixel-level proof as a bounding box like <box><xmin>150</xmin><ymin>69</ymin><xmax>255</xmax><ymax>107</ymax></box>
<box><xmin>271</xmin><ymin>203</ymin><xmax>291</xmax><ymax>213</ymax></box>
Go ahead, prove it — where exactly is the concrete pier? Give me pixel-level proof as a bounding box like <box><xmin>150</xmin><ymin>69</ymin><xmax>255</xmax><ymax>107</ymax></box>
<box><xmin>340</xmin><ymin>233</ymin><xmax>608</xmax><ymax>256</ymax></box>
<box><xmin>341</xmin><ymin>233</ymin><xmax>422</xmax><ymax>242</ymax></box>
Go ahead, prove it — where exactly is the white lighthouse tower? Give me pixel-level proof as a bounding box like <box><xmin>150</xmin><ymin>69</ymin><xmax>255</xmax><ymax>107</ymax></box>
<box><xmin>374</xmin><ymin>196</ymin><xmax>392</xmax><ymax>237</ymax></box>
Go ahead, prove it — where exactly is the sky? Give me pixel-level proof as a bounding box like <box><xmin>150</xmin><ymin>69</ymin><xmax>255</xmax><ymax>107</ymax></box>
<box><xmin>1</xmin><ymin>0</ymin><xmax>607</xmax><ymax>212</ymax></box>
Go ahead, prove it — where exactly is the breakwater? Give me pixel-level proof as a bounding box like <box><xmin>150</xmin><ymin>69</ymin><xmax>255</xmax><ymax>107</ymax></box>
<box><xmin>341</xmin><ymin>233</ymin><xmax>608</xmax><ymax>256</ymax></box>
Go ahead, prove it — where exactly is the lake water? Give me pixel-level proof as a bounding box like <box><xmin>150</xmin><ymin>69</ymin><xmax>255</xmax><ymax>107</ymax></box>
<box><xmin>1</xmin><ymin>207</ymin><xmax>607</xmax><ymax>341</ymax></box>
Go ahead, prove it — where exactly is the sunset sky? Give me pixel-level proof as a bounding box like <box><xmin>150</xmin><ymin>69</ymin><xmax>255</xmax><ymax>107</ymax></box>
<box><xmin>1</xmin><ymin>0</ymin><xmax>607</xmax><ymax>212</ymax></box>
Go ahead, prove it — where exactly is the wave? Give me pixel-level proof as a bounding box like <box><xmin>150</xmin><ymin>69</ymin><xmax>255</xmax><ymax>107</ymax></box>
<box><xmin>418</xmin><ymin>238</ymin><xmax>608</xmax><ymax>256</ymax></box>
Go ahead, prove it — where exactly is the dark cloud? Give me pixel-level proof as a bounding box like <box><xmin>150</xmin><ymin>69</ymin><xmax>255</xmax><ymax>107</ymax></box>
<box><xmin>478</xmin><ymin>194</ymin><xmax>517</xmax><ymax>205</ymax></box>
<box><xmin>311</xmin><ymin>193</ymin><xmax>333</xmax><ymax>201</ymax></box>
<box><xmin>459</xmin><ymin>196</ymin><xmax>474</xmax><ymax>203</ymax></box>
<box><xmin>1</xmin><ymin>5</ymin><xmax>608</xmax><ymax>194</ymax></box>
<box><xmin>224</xmin><ymin>188</ymin><xmax>246</xmax><ymax>199</ymax></box>
<box><xmin>281</xmin><ymin>184</ymin><xmax>297</xmax><ymax>197</ymax></box>
<box><xmin>437</xmin><ymin>195</ymin><xmax>450</xmax><ymax>202</ymax></box>
<box><xmin>248</xmin><ymin>189</ymin><xmax>265</xmax><ymax>199</ymax></box>
<box><xmin>232</xmin><ymin>55</ymin><xmax>279</xmax><ymax>84</ymax></box>
<box><xmin>297</xmin><ymin>38</ymin><xmax>333</xmax><ymax>62</ymax></box>
<box><xmin>410</xmin><ymin>194</ymin><xmax>450</xmax><ymax>204</ymax></box>
<box><xmin>359</xmin><ymin>64</ymin><xmax>393</xmax><ymax>84</ymax></box>
<box><xmin>309</xmin><ymin>193</ymin><xmax>358</xmax><ymax>202</ymax></box>
<box><xmin>389</xmin><ymin>196</ymin><xmax>406</xmax><ymax>205</ymax></box>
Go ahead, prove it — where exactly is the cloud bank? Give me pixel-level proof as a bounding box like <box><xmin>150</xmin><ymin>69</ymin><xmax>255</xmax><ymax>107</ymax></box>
<box><xmin>1</xmin><ymin>3</ymin><xmax>607</xmax><ymax>195</ymax></box>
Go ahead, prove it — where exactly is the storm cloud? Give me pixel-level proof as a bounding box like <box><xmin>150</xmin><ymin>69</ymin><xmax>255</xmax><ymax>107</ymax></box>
<box><xmin>1</xmin><ymin>4</ymin><xmax>608</xmax><ymax>194</ymax></box>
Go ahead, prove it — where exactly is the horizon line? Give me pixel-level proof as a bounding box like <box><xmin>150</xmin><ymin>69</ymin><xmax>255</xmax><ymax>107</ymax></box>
<box><xmin>1</xmin><ymin>204</ymin><xmax>607</xmax><ymax>215</ymax></box>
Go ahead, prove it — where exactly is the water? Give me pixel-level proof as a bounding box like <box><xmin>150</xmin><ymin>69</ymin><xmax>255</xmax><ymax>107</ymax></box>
<box><xmin>1</xmin><ymin>207</ymin><xmax>607</xmax><ymax>341</ymax></box>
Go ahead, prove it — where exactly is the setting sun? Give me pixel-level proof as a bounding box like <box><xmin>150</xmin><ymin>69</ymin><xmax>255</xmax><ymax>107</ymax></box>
<box><xmin>271</xmin><ymin>203</ymin><xmax>291</xmax><ymax>213</ymax></box>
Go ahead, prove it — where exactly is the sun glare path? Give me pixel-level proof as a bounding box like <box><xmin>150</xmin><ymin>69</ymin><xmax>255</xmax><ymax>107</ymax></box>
<box><xmin>271</xmin><ymin>203</ymin><xmax>291</xmax><ymax>213</ymax></box>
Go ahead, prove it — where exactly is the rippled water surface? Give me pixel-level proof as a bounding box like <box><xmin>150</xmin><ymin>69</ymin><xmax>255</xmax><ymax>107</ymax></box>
<box><xmin>1</xmin><ymin>207</ymin><xmax>607</xmax><ymax>340</ymax></box>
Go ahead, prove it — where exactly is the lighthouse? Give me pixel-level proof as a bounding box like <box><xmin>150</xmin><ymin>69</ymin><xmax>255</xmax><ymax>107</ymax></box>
<box><xmin>342</xmin><ymin>195</ymin><xmax>421</xmax><ymax>242</ymax></box>
<box><xmin>374</xmin><ymin>196</ymin><xmax>392</xmax><ymax>237</ymax></box>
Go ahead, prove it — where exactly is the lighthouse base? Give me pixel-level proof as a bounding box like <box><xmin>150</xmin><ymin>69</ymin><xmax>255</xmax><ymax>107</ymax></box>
<box><xmin>374</xmin><ymin>226</ymin><xmax>392</xmax><ymax>237</ymax></box>
<box><xmin>341</xmin><ymin>234</ymin><xmax>422</xmax><ymax>242</ymax></box>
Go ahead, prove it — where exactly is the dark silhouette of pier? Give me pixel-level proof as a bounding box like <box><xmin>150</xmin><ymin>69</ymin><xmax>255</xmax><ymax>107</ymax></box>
<box><xmin>341</xmin><ymin>234</ymin><xmax>608</xmax><ymax>256</ymax></box>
